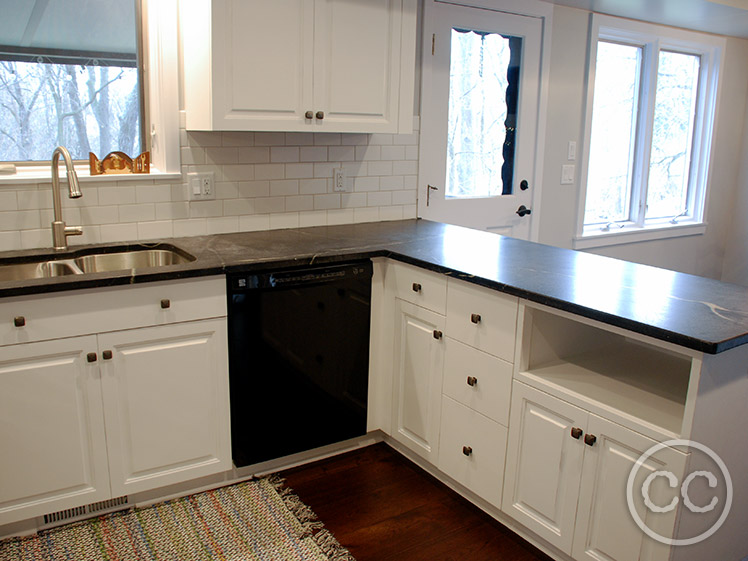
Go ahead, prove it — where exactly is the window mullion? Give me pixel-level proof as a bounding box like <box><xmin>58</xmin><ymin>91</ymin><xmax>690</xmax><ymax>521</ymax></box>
<box><xmin>631</xmin><ymin>39</ymin><xmax>659</xmax><ymax>227</ymax></box>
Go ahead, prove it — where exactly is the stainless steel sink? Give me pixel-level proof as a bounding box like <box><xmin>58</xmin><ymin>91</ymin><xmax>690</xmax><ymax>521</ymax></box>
<box><xmin>0</xmin><ymin>245</ymin><xmax>195</xmax><ymax>281</ymax></box>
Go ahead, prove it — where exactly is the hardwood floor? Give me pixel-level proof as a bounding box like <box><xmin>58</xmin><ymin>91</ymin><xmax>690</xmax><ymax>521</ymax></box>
<box><xmin>280</xmin><ymin>442</ymin><xmax>553</xmax><ymax>561</ymax></box>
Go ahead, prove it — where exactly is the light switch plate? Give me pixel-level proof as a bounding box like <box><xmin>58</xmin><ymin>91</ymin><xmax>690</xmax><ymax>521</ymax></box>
<box><xmin>561</xmin><ymin>165</ymin><xmax>575</xmax><ymax>185</ymax></box>
<box><xmin>187</xmin><ymin>172</ymin><xmax>215</xmax><ymax>200</ymax></box>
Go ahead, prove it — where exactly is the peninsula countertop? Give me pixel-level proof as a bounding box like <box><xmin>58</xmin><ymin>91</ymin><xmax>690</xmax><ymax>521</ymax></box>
<box><xmin>1</xmin><ymin>219</ymin><xmax>747</xmax><ymax>354</ymax></box>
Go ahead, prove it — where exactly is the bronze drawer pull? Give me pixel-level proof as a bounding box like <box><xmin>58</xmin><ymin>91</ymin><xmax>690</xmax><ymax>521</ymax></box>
<box><xmin>160</xmin><ymin>299</ymin><xmax>171</xmax><ymax>309</ymax></box>
<box><xmin>13</xmin><ymin>316</ymin><xmax>25</xmax><ymax>327</ymax></box>
<box><xmin>462</xmin><ymin>446</ymin><xmax>473</xmax><ymax>457</ymax></box>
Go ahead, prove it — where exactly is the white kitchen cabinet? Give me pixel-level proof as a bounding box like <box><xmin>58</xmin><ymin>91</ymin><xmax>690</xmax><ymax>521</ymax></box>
<box><xmin>0</xmin><ymin>336</ymin><xmax>110</xmax><ymax>525</ymax></box>
<box><xmin>181</xmin><ymin>0</ymin><xmax>417</xmax><ymax>133</ymax></box>
<box><xmin>99</xmin><ymin>319</ymin><xmax>230</xmax><ymax>497</ymax></box>
<box><xmin>504</xmin><ymin>382</ymin><xmax>685</xmax><ymax>561</ymax></box>
<box><xmin>390</xmin><ymin>298</ymin><xmax>445</xmax><ymax>464</ymax></box>
<box><xmin>0</xmin><ymin>277</ymin><xmax>230</xmax><ymax>526</ymax></box>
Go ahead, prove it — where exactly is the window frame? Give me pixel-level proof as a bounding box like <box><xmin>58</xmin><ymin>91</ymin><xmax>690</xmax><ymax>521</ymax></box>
<box><xmin>0</xmin><ymin>0</ymin><xmax>180</xmax><ymax>183</ymax></box>
<box><xmin>574</xmin><ymin>14</ymin><xmax>725</xmax><ymax>249</ymax></box>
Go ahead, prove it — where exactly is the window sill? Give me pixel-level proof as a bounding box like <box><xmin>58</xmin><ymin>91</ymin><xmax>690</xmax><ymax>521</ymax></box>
<box><xmin>573</xmin><ymin>222</ymin><xmax>707</xmax><ymax>249</ymax></box>
<box><xmin>0</xmin><ymin>165</ymin><xmax>182</xmax><ymax>185</ymax></box>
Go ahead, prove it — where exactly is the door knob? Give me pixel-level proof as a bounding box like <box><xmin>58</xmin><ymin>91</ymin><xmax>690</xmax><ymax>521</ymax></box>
<box><xmin>516</xmin><ymin>205</ymin><xmax>532</xmax><ymax>217</ymax></box>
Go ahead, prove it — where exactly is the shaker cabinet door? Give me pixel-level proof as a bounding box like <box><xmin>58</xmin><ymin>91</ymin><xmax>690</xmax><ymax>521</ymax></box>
<box><xmin>502</xmin><ymin>381</ymin><xmax>586</xmax><ymax>554</ymax></box>
<box><xmin>99</xmin><ymin>320</ymin><xmax>231</xmax><ymax>497</ymax></box>
<box><xmin>391</xmin><ymin>299</ymin><xmax>445</xmax><ymax>464</ymax></box>
<box><xmin>0</xmin><ymin>336</ymin><xmax>110</xmax><ymax>525</ymax></box>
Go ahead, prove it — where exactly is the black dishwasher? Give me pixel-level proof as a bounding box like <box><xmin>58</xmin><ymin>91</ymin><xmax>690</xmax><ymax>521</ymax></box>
<box><xmin>227</xmin><ymin>261</ymin><xmax>372</xmax><ymax>467</ymax></box>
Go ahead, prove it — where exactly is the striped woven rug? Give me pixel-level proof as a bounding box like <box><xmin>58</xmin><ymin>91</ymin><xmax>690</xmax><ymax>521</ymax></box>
<box><xmin>0</xmin><ymin>477</ymin><xmax>354</xmax><ymax>561</ymax></box>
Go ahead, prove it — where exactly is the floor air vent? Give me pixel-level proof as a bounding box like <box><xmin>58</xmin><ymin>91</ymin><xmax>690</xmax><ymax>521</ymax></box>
<box><xmin>43</xmin><ymin>496</ymin><xmax>130</xmax><ymax>527</ymax></box>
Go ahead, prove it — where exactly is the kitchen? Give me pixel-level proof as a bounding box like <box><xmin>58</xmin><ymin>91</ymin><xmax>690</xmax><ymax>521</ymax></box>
<box><xmin>1</xmin><ymin>1</ymin><xmax>748</xmax><ymax>561</ymax></box>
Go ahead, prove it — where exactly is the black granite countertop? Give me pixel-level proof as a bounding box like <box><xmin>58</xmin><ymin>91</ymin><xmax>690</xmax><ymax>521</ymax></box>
<box><xmin>1</xmin><ymin>219</ymin><xmax>747</xmax><ymax>354</ymax></box>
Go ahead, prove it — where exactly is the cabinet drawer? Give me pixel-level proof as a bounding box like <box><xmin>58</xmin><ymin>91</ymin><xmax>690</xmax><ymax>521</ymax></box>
<box><xmin>438</xmin><ymin>396</ymin><xmax>507</xmax><ymax>508</ymax></box>
<box><xmin>446</xmin><ymin>279</ymin><xmax>517</xmax><ymax>361</ymax></box>
<box><xmin>389</xmin><ymin>261</ymin><xmax>447</xmax><ymax>315</ymax></box>
<box><xmin>0</xmin><ymin>276</ymin><xmax>226</xmax><ymax>345</ymax></box>
<box><xmin>443</xmin><ymin>338</ymin><xmax>512</xmax><ymax>426</ymax></box>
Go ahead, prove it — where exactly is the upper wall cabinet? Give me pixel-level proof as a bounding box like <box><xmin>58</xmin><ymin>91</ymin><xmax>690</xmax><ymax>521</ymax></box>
<box><xmin>181</xmin><ymin>0</ymin><xmax>417</xmax><ymax>133</ymax></box>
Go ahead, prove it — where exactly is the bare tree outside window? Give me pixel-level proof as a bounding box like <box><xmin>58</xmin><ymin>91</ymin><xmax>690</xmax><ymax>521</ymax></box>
<box><xmin>0</xmin><ymin>59</ymin><xmax>140</xmax><ymax>161</ymax></box>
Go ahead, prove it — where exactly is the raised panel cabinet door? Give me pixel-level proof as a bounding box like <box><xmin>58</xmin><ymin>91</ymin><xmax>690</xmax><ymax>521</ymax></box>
<box><xmin>502</xmin><ymin>381</ymin><xmax>586</xmax><ymax>554</ymax></box>
<box><xmin>572</xmin><ymin>414</ymin><xmax>686</xmax><ymax>561</ymax></box>
<box><xmin>392</xmin><ymin>299</ymin><xmax>445</xmax><ymax>463</ymax></box>
<box><xmin>0</xmin><ymin>336</ymin><xmax>110</xmax><ymax>525</ymax></box>
<box><xmin>212</xmin><ymin>0</ymin><xmax>314</xmax><ymax>130</ymax></box>
<box><xmin>99</xmin><ymin>319</ymin><xmax>231</xmax><ymax>497</ymax></box>
<box><xmin>313</xmin><ymin>0</ymin><xmax>415</xmax><ymax>133</ymax></box>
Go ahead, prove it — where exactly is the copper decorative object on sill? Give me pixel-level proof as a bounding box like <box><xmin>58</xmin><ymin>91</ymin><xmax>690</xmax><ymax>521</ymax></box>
<box><xmin>89</xmin><ymin>151</ymin><xmax>150</xmax><ymax>175</ymax></box>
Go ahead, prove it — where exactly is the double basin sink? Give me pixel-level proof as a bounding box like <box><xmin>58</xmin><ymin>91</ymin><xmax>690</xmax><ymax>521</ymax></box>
<box><xmin>0</xmin><ymin>245</ymin><xmax>195</xmax><ymax>281</ymax></box>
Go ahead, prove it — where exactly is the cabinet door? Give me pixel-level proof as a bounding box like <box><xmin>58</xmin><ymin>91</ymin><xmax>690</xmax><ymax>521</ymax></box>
<box><xmin>99</xmin><ymin>319</ymin><xmax>231</xmax><ymax>497</ymax></box>
<box><xmin>391</xmin><ymin>299</ymin><xmax>445</xmax><ymax>463</ymax></box>
<box><xmin>502</xmin><ymin>381</ymin><xmax>586</xmax><ymax>554</ymax></box>
<box><xmin>211</xmin><ymin>0</ymin><xmax>314</xmax><ymax>130</ymax></box>
<box><xmin>0</xmin><ymin>336</ymin><xmax>110</xmax><ymax>525</ymax></box>
<box><xmin>313</xmin><ymin>0</ymin><xmax>412</xmax><ymax>133</ymax></box>
<box><xmin>572</xmin><ymin>414</ymin><xmax>685</xmax><ymax>561</ymax></box>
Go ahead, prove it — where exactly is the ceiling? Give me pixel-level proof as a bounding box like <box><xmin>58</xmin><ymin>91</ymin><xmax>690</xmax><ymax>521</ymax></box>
<box><xmin>0</xmin><ymin>0</ymin><xmax>136</xmax><ymax>54</ymax></box>
<box><xmin>548</xmin><ymin>0</ymin><xmax>748</xmax><ymax>38</ymax></box>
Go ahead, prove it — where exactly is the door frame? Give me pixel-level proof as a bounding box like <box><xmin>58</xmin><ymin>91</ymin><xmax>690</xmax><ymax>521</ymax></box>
<box><xmin>417</xmin><ymin>0</ymin><xmax>553</xmax><ymax>241</ymax></box>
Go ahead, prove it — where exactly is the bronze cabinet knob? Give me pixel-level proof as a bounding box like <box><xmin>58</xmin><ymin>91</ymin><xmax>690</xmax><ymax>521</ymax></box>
<box><xmin>462</xmin><ymin>446</ymin><xmax>473</xmax><ymax>457</ymax></box>
<box><xmin>433</xmin><ymin>330</ymin><xmax>443</xmax><ymax>340</ymax></box>
<box><xmin>584</xmin><ymin>433</ymin><xmax>597</xmax><ymax>447</ymax></box>
<box><xmin>467</xmin><ymin>376</ymin><xmax>478</xmax><ymax>387</ymax></box>
<box><xmin>160</xmin><ymin>299</ymin><xmax>171</xmax><ymax>309</ymax></box>
<box><xmin>86</xmin><ymin>352</ymin><xmax>97</xmax><ymax>363</ymax></box>
<box><xmin>412</xmin><ymin>282</ymin><xmax>422</xmax><ymax>293</ymax></box>
<box><xmin>571</xmin><ymin>427</ymin><xmax>583</xmax><ymax>440</ymax></box>
<box><xmin>470</xmin><ymin>313</ymin><xmax>481</xmax><ymax>324</ymax></box>
<box><xmin>102</xmin><ymin>350</ymin><xmax>113</xmax><ymax>360</ymax></box>
<box><xmin>316</xmin><ymin>111</ymin><xmax>325</xmax><ymax>120</ymax></box>
<box><xmin>305</xmin><ymin>110</ymin><xmax>314</xmax><ymax>119</ymax></box>
<box><xmin>13</xmin><ymin>316</ymin><xmax>25</xmax><ymax>327</ymax></box>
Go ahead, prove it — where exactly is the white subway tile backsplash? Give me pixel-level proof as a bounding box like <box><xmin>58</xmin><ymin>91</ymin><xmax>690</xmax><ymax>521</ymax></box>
<box><xmin>206</xmin><ymin>216</ymin><xmax>239</xmax><ymax>235</ymax></box>
<box><xmin>138</xmin><ymin>221</ymin><xmax>174</xmax><ymax>240</ymax></box>
<box><xmin>1</xmin><ymin>117</ymin><xmax>419</xmax><ymax>251</ymax></box>
<box><xmin>173</xmin><ymin>218</ymin><xmax>207</xmax><ymax>238</ymax></box>
<box><xmin>314</xmin><ymin>193</ymin><xmax>341</xmax><ymax>210</ymax></box>
<box><xmin>299</xmin><ymin>178</ymin><xmax>328</xmax><ymax>195</ymax></box>
<box><xmin>300</xmin><ymin>147</ymin><xmax>329</xmax><ymax>162</ymax></box>
<box><xmin>237</xmin><ymin>147</ymin><xmax>270</xmax><ymax>164</ymax></box>
<box><xmin>270</xmin><ymin>147</ymin><xmax>300</xmax><ymax>163</ymax></box>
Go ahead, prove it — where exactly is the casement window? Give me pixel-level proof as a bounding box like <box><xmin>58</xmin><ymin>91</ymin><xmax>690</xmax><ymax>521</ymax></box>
<box><xmin>575</xmin><ymin>15</ymin><xmax>724</xmax><ymax>248</ymax></box>
<box><xmin>0</xmin><ymin>0</ymin><xmax>179</xmax><ymax>179</ymax></box>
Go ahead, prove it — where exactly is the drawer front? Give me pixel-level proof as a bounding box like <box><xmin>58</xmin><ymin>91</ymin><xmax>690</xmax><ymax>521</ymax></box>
<box><xmin>0</xmin><ymin>276</ymin><xmax>227</xmax><ymax>345</ymax></box>
<box><xmin>438</xmin><ymin>396</ymin><xmax>507</xmax><ymax>508</ymax></box>
<box><xmin>446</xmin><ymin>279</ymin><xmax>517</xmax><ymax>361</ymax></box>
<box><xmin>389</xmin><ymin>261</ymin><xmax>447</xmax><ymax>315</ymax></box>
<box><xmin>443</xmin><ymin>338</ymin><xmax>512</xmax><ymax>426</ymax></box>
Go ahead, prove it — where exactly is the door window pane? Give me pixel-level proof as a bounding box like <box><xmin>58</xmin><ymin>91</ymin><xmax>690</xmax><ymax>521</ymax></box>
<box><xmin>646</xmin><ymin>51</ymin><xmax>700</xmax><ymax>220</ymax></box>
<box><xmin>585</xmin><ymin>42</ymin><xmax>641</xmax><ymax>225</ymax></box>
<box><xmin>445</xmin><ymin>29</ymin><xmax>521</xmax><ymax>199</ymax></box>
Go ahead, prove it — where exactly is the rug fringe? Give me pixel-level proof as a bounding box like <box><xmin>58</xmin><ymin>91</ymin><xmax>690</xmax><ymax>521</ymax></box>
<box><xmin>313</xmin><ymin>529</ymin><xmax>356</xmax><ymax>561</ymax></box>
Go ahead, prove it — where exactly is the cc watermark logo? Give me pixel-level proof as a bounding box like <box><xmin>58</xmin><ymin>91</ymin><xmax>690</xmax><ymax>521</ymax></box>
<box><xmin>626</xmin><ymin>439</ymin><xmax>732</xmax><ymax>546</ymax></box>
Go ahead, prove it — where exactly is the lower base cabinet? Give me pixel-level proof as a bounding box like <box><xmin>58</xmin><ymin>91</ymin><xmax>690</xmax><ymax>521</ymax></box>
<box><xmin>0</xmin><ymin>318</ymin><xmax>230</xmax><ymax>526</ymax></box>
<box><xmin>503</xmin><ymin>381</ymin><xmax>685</xmax><ymax>561</ymax></box>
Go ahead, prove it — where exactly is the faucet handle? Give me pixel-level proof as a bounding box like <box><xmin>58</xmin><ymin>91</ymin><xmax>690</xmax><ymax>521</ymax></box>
<box><xmin>65</xmin><ymin>225</ymin><xmax>83</xmax><ymax>237</ymax></box>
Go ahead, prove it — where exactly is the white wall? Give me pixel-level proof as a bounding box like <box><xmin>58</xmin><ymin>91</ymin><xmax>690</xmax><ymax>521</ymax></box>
<box><xmin>538</xmin><ymin>5</ymin><xmax>748</xmax><ymax>280</ymax></box>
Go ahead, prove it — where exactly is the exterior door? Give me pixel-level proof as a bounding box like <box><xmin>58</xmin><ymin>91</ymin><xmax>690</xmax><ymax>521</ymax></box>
<box><xmin>419</xmin><ymin>1</ymin><xmax>544</xmax><ymax>238</ymax></box>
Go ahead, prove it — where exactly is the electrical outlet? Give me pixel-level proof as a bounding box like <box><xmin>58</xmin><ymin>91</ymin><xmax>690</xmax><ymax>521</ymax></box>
<box><xmin>187</xmin><ymin>172</ymin><xmax>215</xmax><ymax>200</ymax></box>
<box><xmin>333</xmin><ymin>168</ymin><xmax>346</xmax><ymax>192</ymax></box>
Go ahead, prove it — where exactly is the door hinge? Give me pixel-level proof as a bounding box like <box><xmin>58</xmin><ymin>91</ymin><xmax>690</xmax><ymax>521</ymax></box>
<box><xmin>432</xmin><ymin>33</ymin><xmax>435</xmax><ymax>56</ymax></box>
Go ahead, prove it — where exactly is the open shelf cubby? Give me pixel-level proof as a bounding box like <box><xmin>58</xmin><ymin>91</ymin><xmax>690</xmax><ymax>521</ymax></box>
<box><xmin>519</xmin><ymin>307</ymin><xmax>693</xmax><ymax>437</ymax></box>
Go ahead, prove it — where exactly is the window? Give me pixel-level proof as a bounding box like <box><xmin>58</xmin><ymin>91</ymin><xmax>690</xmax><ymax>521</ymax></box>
<box><xmin>0</xmin><ymin>0</ymin><xmax>144</xmax><ymax>162</ymax></box>
<box><xmin>0</xmin><ymin>0</ymin><xmax>180</xmax><ymax>177</ymax></box>
<box><xmin>576</xmin><ymin>15</ymin><xmax>724</xmax><ymax>248</ymax></box>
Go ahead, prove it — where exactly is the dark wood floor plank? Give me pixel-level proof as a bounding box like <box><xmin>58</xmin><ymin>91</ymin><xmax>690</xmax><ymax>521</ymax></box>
<box><xmin>280</xmin><ymin>443</ymin><xmax>553</xmax><ymax>561</ymax></box>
